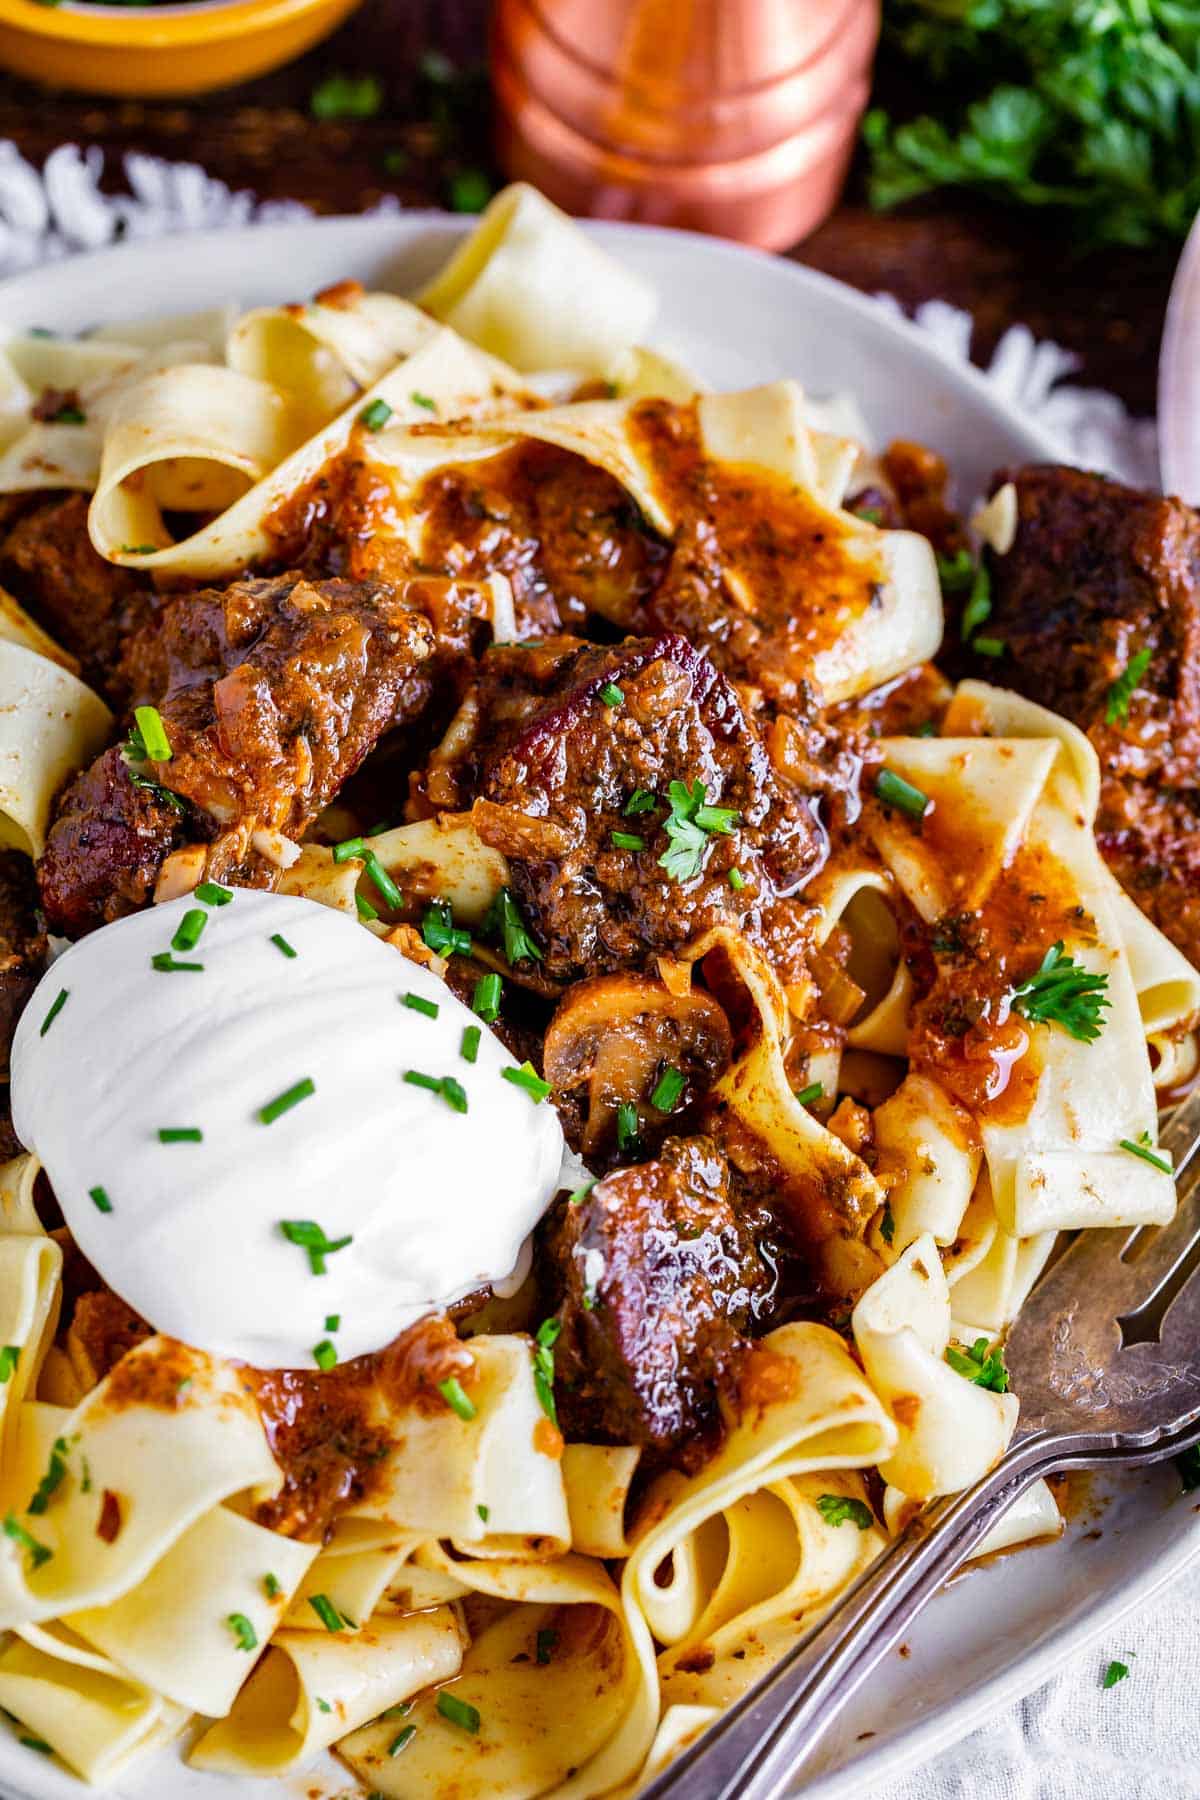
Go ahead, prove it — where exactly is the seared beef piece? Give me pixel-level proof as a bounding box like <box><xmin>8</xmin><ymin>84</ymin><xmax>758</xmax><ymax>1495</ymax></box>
<box><xmin>978</xmin><ymin>466</ymin><xmax>1200</xmax><ymax>783</ymax></box>
<box><xmin>449</xmin><ymin>632</ymin><xmax>827</xmax><ymax>981</ymax></box>
<box><xmin>0</xmin><ymin>493</ymin><xmax>155</xmax><ymax>701</ymax></box>
<box><xmin>39</xmin><ymin>571</ymin><xmax>436</xmax><ymax>937</ymax></box>
<box><xmin>0</xmin><ymin>851</ymin><xmax>47</xmax><ymax>1077</ymax></box>
<box><xmin>543</xmin><ymin>1135</ymin><xmax>776</xmax><ymax>1464</ymax></box>
<box><xmin>1096</xmin><ymin>783</ymin><xmax>1200</xmax><ymax>973</ymax></box>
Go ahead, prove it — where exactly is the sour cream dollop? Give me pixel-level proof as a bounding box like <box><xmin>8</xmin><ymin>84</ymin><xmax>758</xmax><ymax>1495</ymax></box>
<box><xmin>12</xmin><ymin>890</ymin><xmax>565</xmax><ymax>1369</ymax></box>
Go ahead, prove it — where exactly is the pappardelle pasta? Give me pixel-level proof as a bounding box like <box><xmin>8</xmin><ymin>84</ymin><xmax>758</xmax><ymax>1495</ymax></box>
<box><xmin>0</xmin><ymin>181</ymin><xmax>1189</xmax><ymax>1795</ymax></box>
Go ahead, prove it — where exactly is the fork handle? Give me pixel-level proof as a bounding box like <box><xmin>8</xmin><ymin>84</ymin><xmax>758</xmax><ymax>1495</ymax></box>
<box><xmin>638</xmin><ymin>1432</ymin><xmax>1067</xmax><ymax>1800</ymax></box>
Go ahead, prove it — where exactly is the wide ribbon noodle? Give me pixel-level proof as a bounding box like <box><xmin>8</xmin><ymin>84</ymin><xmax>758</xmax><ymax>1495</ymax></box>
<box><xmin>0</xmin><ymin>182</ymin><xmax>1190</xmax><ymax>1799</ymax></box>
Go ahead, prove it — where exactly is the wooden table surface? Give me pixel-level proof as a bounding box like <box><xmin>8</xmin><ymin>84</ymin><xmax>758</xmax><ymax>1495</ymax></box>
<box><xmin>0</xmin><ymin>0</ymin><xmax>1177</xmax><ymax>421</ymax></box>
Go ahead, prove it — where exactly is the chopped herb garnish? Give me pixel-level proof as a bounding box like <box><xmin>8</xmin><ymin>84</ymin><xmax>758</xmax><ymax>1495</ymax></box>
<box><xmin>815</xmin><ymin>1493</ymin><xmax>875</xmax><ymax>1529</ymax></box>
<box><xmin>404</xmin><ymin>1070</ymin><xmax>469</xmax><ymax>1112</ymax></box>
<box><xmin>436</xmin><ymin>1690</ymin><xmax>481</xmax><ymax>1733</ymax></box>
<box><xmin>0</xmin><ymin>1346</ymin><xmax>19</xmax><ymax>1383</ymax></box>
<box><xmin>599</xmin><ymin>681</ymin><xmax>625</xmax><ymax>707</ymax></box>
<box><xmin>874</xmin><ymin>767</ymin><xmax>929</xmax><ymax>821</ymax></box>
<box><xmin>476</xmin><ymin>1503</ymin><xmax>490</xmax><ymax>1523</ymax></box>
<box><xmin>381</xmin><ymin>1701</ymin><xmax>413</xmax><ymax>1721</ymax></box>
<box><xmin>313</xmin><ymin>1339</ymin><xmax>337</xmax><ymax>1372</ymax></box>
<box><xmin>448</xmin><ymin>168</ymin><xmax>492</xmax><ymax>214</ymax></box>
<box><xmin>121</xmin><ymin>544</ymin><xmax>159</xmax><ymax>556</ymax></box>
<box><xmin>263</xmin><ymin>1572</ymin><xmax>281</xmax><ymax>1599</ymax></box>
<box><xmin>532</xmin><ymin>1317</ymin><xmax>560</xmax><ymax>1426</ymax></box>
<box><xmin>358</xmin><ymin>397</ymin><xmax>393</xmax><ymax>431</ymax></box>
<box><xmin>659</xmin><ymin>778</ymin><xmax>739</xmax><ymax>883</ymax></box>
<box><xmin>880</xmin><ymin>1205</ymin><xmax>895</xmax><ymax>1247</ymax></box>
<box><xmin>356</xmin><ymin>893</ymin><xmax>379</xmax><ymax>922</ymax></box>
<box><xmin>279</xmin><ymin>1219</ymin><xmax>353</xmax><ymax>1275</ymax></box>
<box><xmin>501</xmin><ymin>1061</ymin><xmax>551</xmax><ymax>1103</ymax></box>
<box><xmin>315</xmin><ymin>1696</ymin><xmax>332</xmax><ymax>1713</ymax></box>
<box><xmin>3</xmin><ymin>1512</ymin><xmax>51</xmax><ymax>1568</ymax></box>
<box><xmin>364</xmin><ymin>850</ymin><xmax>403</xmax><ymax>911</ymax></box>
<box><xmin>1105</xmin><ymin>646</ymin><xmax>1153</xmax><ymax>726</ymax></box>
<box><xmin>410</xmin><ymin>391</ymin><xmax>437</xmax><ymax>412</ymax></box>
<box><xmin>611</xmin><ymin>830</ymin><xmax>645</xmax><ymax>851</ymax></box>
<box><xmin>403</xmin><ymin>992</ymin><xmax>439</xmax><ymax>1019</ymax></box>
<box><xmin>308</xmin><ymin>1593</ymin><xmax>345</xmax><ymax>1632</ymax></box>
<box><xmin>89</xmin><ymin>1186</ymin><xmax>113</xmax><ymax>1214</ymax></box>
<box><xmin>616</xmin><ymin>1099</ymin><xmax>640</xmax><ymax>1154</ymax></box>
<box><xmin>332</xmin><ymin>836</ymin><xmax>366</xmax><ymax>864</ymax></box>
<box><xmin>158</xmin><ymin>1127</ymin><xmax>202</xmax><ymax>1143</ymax></box>
<box><xmin>624</xmin><ymin>788</ymin><xmax>657</xmax><ymax>816</ymax></box>
<box><xmin>460</xmin><ymin>1024</ymin><xmax>481</xmax><ymax>1064</ymax></box>
<box><xmin>972</xmin><ymin>636</ymin><xmax>1006</xmax><ymax>658</ymax></box>
<box><xmin>536</xmin><ymin>1626</ymin><xmax>558</xmax><ymax>1665</ymax></box>
<box><xmin>311</xmin><ymin>70</ymin><xmax>383</xmax><ymax>120</ymax></box>
<box><xmin>472</xmin><ymin>971</ymin><xmax>503</xmax><ymax>1022</ymax></box>
<box><xmin>270</xmin><ymin>933</ymin><xmax>297</xmax><ymax>959</ymax></box>
<box><xmin>40</xmin><ymin>988</ymin><xmax>68</xmax><ymax>1037</ymax></box>
<box><xmin>570</xmin><ymin>1179</ymin><xmax>597</xmax><ymax>1206</ymax></box>
<box><xmin>937</xmin><ymin>548</ymin><xmax>975</xmax><ymax>594</ymax></box>
<box><xmin>912</xmin><ymin>720</ymin><xmax>938</xmax><ymax>737</ymax></box>
<box><xmin>171</xmin><ymin>908</ymin><xmax>207</xmax><ymax>953</ymax></box>
<box><xmin>422</xmin><ymin>900</ymin><xmax>472</xmax><ymax>958</ymax></box>
<box><xmin>150</xmin><ymin>953</ymin><xmax>204</xmax><ymax>973</ymax></box>
<box><xmin>959</xmin><ymin>562</ymin><xmax>992</xmax><ymax>638</ymax></box>
<box><xmin>1103</xmin><ymin>1659</ymin><xmax>1129</xmax><ymax>1689</ymax></box>
<box><xmin>795</xmin><ymin>1081</ymin><xmax>823</xmax><ymax>1107</ymax></box>
<box><xmin>1119</xmin><ymin>1131</ymin><xmax>1171</xmax><ymax>1175</ymax></box>
<box><xmin>651</xmin><ymin>1065</ymin><xmax>685</xmax><ymax>1113</ymax></box>
<box><xmin>27</xmin><ymin>1437</ymin><xmax>69</xmax><ymax>1514</ymax></box>
<box><xmin>1010</xmin><ymin>941</ymin><xmax>1110</xmax><ymax>1043</ymax></box>
<box><xmin>438</xmin><ymin>1376</ymin><xmax>477</xmax><ymax>1421</ymax></box>
<box><xmin>945</xmin><ymin>1335</ymin><xmax>1010</xmax><ymax>1393</ymax></box>
<box><xmin>195</xmin><ymin>881</ymin><xmax>232</xmax><ymax>906</ymax></box>
<box><xmin>133</xmin><ymin>704</ymin><xmax>172</xmax><ymax>763</ymax></box>
<box><xmin>79</xmin><ymin>1456</ymin><xmax>91</xmax><ymax>1493</ymax></box>
<box><xmin>325</xmin><ymin>1314</ymin><xmax>340</xmax><ymax>1331</ymax></box>
<box><xmin>388</xmin><ymin>1724</ymin><xmax>417</xmax><ymax>1756</ymax></box>
<box><xmin>228</xmin><ymin>1612</ymin><xmax>258</xmax><ymax>1652</ymax></box>
<box><xmin>258</xmin><ymin>1077</ymin><xmax>316</xmax><ymax>1125</ymax></box>
<box><xmin>485</xmin><ymin>887</ymin><xmax>543</xmax><ymax>965</ymax></box>
<box><xmin>728</xmin><ymin>868</ymin><xmax>747</xmax><ymax>891</ymax></box>
<box><xmin>854</xmin><ymin>504</ymin><xmax>884</xmax><ymax>526</ymax></box>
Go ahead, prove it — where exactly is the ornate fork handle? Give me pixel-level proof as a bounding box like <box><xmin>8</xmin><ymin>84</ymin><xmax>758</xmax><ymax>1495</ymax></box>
<box><xmin>637</xmin><ymin>1430</ymin><xmax>1081</xmax><ymax>1800</ymax></box>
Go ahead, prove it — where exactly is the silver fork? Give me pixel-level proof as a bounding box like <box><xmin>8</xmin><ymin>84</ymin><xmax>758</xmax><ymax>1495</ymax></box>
<box><xmin>638</xmin><ymin>1087</ymin><xmax>1200</xmax><ymax>1800</ymax></box>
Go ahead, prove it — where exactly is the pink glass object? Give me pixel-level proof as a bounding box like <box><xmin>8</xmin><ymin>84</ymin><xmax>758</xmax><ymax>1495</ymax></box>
<box><xmin>490</xmin><ymin>0</ymin><xmax>881</xmax><ymax>250</ymax></box>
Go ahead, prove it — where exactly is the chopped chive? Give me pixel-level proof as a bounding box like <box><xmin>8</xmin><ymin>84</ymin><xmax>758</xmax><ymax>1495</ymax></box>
<box><xmin>912</xmin><ymin>720</ymin><xmax>938</xmax><ymax>737</ymax></box>
<box><xmin>171</xmin><ymin>908</ymin><xmax>207</xmax><ymax>952</ymax></box>
<box><xmin>151</xmin><ymin>953</ymin><xmax>205</xmax><ymax>973</ymax></box>
<box><xmin>476</xmin><ymin>1503</ymin><xmax>489</xmax><ymax>1523</ymax></box>
<box><xmin>438</xmin><ymin>1376</ymin><xmax>477</xmax><ymax>1421</ymax></box>
<box><xmin>0</xmin><ymin>1346</ymin><xmax>19</xmax><ymax>1383</ymax></box>
<box><xmin>1106</xmin><ymin>646</ymin><xmax>1153</xmax><ymax>727</ymax></box>
<box><xmin>325</xmin><ymin>1313</ymin><xmax>340</xmax><ymax>1331</ymax></box>
<box><xmin>364</xmin><ymin>850</ymin><xmax>403</xmax><ymax>911</ymax></box>
<box><xmin>355</xmin><ymin>893</ymin><xmax>379</xmax><ymax>922</ymax></box>
<box><xmin>972</xmin><ymin>636</ymin><xmax>1006</xmax><ymax>658</ymax></box>
<box><xmin>421</xmin><ymin>900</ymin><xmax>472</xmax><ymax>958</ymax></box>
<box><xmin>3</xmin><ymin>1512</ymin><xmax>51</xmax><ymax>1568</ymax></box>
<box><xmin>410</xmin><ymin>390</ymin><xmax>437</xmax><ymax>412</ymax></box>
<box><xmin>874</xmin><ymin>768</ymin><xmax>929</xmax><ymax>822</ymax></box>
<box><xmin>89</xmin><ymin>1186</ymin><xmax>113</xmax><ymax>1214</ymax></box>
<box><xmin>570</xmin><ymin>1179</ymin><xmax>597</xmax><ymax>1206</ymax></box>
<box><xmin>359</xmin><ymin>398</ymin><xmax>393</xmax><ymax>431</ymax></box>
<box><xmin>484</xmin><ymin>887</ymin><xmax>542</xmax><ymax>965</ymax></box>
<box><xmin>624</xmin><ymin>788</ymin><xmax>657</xmax><ymax>815</ymax></box>
<box><xmin>959</xmin><ymin>562</ymin><xmax>991</xmax><ymax>638</ymax></box>
<box><xmin>158</xmin><ymin>1127</ymin><xmax>203</xmax><ymax>1143</ymax></box>
<box><xmin>39</xmin><ymin>989</ymin><xmax>68</xmax><ymax>1037</ymax></box>
<box><xmin>795</xmin><ymin>1081</ymin><xmax>824</xmax><ymax>1107</ymax></box>
<box><xmin>460</xmin><ymin>1024</ymin><xmax>481</xmax><ymax>1064</ymax></box>
<box><xmin>228</xmin><ymin>1612</ymin><xmax>257</xmax><ymax>1652</ymax></box>
<box><xmin>599</xmin><ymin>681</ymin><xmax>624</xmax><ymax>707</ymax></box>
<box><xmin>18</xmin><ymin>1735</ymin><xmax>53</xmax><ymax>1754</ymax></box>
<box><xmin>279</xmin><ymin>1219</ymin><xmax>352</xmax><ymax>1275</ymax></box>
<box><xmin>263</xmin><ymin>1572</ymin><xmax>281</xmax><ymax>1599</ymax></box>
<box><xmin>381</xmin><ymin>1702</ymin><xmax>413</xmax><ymax>1721</ymax></box>
<box><xmin>728</xmin><ymin>868</ymin><xmax>746</xmax><ymax>891</ymax></box>
<box><xmin>1119</xmin><ymin>1134</ymin><xmax>1171</xmax><ymax>1175</ymax></box>
<box><xmin>270</xmin><ymin>933</ymin><xmax>297</xmax><ymax>959</ymax></box>
<box><xmin>313</xmin><ymin>1339</ymin><xmax>337</xmax><ymax>1371</ymax></box>
<box><xmin>258</xmin><ymin>1078</ymin><xmax>315</xmax><ymax>1125</ymax></box>
<box><xmin>502</xmin><ymin>1061</ymin><xmax>551</xmax><ymax>1103</ymax></box>
<box><xmin>332</xmin><ymin>836</ymin><xmax>366</xmax><ymax>864</ymax></box>
<box><xmin>195</xmin><ymin>881</ymin><xmax>232</xmax><ymax>906</ymax></box>
<box><xmin>533</xmin><ymin>1316</ymin><xmax>560</xmax><ymax>1425</ymax></box>
<box><xmin>315</xmin><ymin>1696</ymin><xmax>332</xmax><ymax>1713</ymax></box>
<box><xmin>472</xmin><ymin>971</ymin><xmax>502</xmax><ymax>1023</ymax></box>
<box><xmin>403</xmin><ymin>992</ymin><xmax>439</xmax><ymax>1019</ymax></box>
<box><xmin>133</xmin><ymin>704</ymin><xmax>172</xmax><ymax>762</ymax></box>
<box><xmin>611</xmin><ymin>830</ymin><xmax>644</xmax><ymax>851</ymax></box>
<box><xmin>616</xmin><ymin>1100</ymin><xmax>640</xmax><ymax>1153</ymax></box>
<box><xmin>388</xmin><ymin>1724</ymin><xmax>418</xmax><ymax>1755</ymax></box>
<box><xmin>308</xmin><ymin>1593</ymin><xmax>345</xmax><ymax>1632</ymax></box>
<box><xmin>437</xmin><ymin>1691</ymin><xmax>481</xmax><ymax>1733</ymax></box>
<box><xmin>27</xmin><ymin>1437</ymin><xmax>68</xmax><ymax>1514</ymax></box>
<box><xmin>404</xmin><ymin>1070</ymin><xmax>469</xmax><ymax>1112</ymax></box>
<box><xmin>651</xmin><ymin>1065</ymin><xmax>685</xmax><ymax>1113</ymax></box>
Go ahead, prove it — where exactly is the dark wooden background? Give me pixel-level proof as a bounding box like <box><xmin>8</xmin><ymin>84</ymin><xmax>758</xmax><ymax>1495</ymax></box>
<box><xmin>0</xmin><ymin>0</ymin><xmax>1176</xmax><ymax>418</ymax></box>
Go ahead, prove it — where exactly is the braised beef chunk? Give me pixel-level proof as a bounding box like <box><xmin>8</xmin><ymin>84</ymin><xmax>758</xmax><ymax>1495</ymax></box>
<box><xmin>443</xmin><ymin>631</ymin><xmax>826</xmax><ymax>981</ymax></box>
<box><xmin>0</xmin><ymin>850</ymin><xmax>47</xmax><ymax>1076</ymax></box>
<box><xmin>978</xmin><ymin>465</ymin><xmax>1200</xmax><ymax>781</ymax></box>
<box><xmin>544</xmin><ymin>1135</ymin><xmax>776</xmax><ymax>1465</ymax></box>
<box><xmin>39</xmin><ymin>571</ymin><xmax>436</xmax><ymax>937</ymax></box>
<box><xmin>0</xmin><ymin>493</ymin><xmax>155</xmax><ymax>700</ymax></box>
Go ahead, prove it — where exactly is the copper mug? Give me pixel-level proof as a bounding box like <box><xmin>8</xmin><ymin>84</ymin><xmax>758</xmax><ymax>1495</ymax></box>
<box><xmin>491</xmin><ymin>0</ymin><xmax>880</xmax><ymax>250</ymax></box>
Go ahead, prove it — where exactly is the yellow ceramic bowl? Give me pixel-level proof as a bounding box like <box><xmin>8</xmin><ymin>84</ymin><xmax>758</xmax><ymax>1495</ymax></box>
<box><xmin>0</xmin><ymin>0</ymin><xmax>364</xmax><ymax>96</ymax></box>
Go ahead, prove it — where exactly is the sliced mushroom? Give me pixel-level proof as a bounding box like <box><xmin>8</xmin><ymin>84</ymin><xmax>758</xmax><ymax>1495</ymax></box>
<box><xmin>543</xmin><ymin>972</ymin><xmax>733</xmax><ymax>1159</ymax></box>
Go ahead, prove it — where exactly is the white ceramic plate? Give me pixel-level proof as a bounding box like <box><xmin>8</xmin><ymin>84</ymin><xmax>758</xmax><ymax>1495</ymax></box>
<box><xmin>0</xmin><ymin>215</ymin><xmax>1192</xmax><ymax>1800</ymax></box>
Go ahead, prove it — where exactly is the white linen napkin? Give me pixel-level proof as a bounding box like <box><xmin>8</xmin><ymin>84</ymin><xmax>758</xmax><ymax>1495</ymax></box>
<box><xmin>0</xmin><ymin>136</ymin><xmax>1187</xmax><ymax>1800</ymax></box>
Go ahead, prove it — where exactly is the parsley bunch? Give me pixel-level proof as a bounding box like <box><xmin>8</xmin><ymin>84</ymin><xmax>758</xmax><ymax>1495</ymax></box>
<box><xmin>865</xmin><ymin>0</ymin><xmax>1200</xmax><ymax>247</ymax></box>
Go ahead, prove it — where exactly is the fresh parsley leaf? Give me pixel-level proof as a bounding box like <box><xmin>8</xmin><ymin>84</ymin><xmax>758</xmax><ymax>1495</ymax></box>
<box><xmin>658</xmin><ymin>779</ymin><xmax>739</xmax><ymax>883</ymax></box>
<box><xmin>815</xmin><ymin>1493</ymin><xmax>875</xmax><ymax>1530</ymax></box>
<box><xmin>1105</xmin><ymin>646</ymin><xmax>1152</xmax><ymax>726</ymax></box>
<box><xmin>945</xmin><ymin>1335</ymin><xmax>1010</xmax><ymax>1394</ymax></box>
<box><xmin>1009</xmin><ymin>941</ymin><xmax>1110</xmax><ymax>1043</ymax></box>
<box><xmin>1102</xmin><ymin>1659</ymin><xmax>1130</xmax><ymax>1689</ymax></box>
